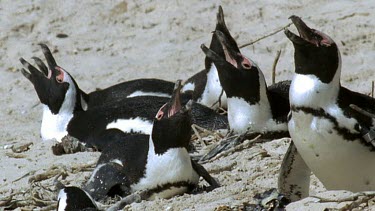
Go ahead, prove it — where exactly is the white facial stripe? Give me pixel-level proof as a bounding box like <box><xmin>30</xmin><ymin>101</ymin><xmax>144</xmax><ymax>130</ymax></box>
<box><xmin>198</xmin><ymin>65</ymin><xmax>227</xmax><ymax>109</ymax></box>
<box><xmin>106</xmin><ymin>117</ymin><xmax>153</xmax><ymax>135</ymax></box>
<box><xmin>127</xmin><ymin>91</ymin><xmax>170</xmax><ymax>98</ymax></box>
<box><xmin>181</xmin><ymin>82</ymin><xmax>195</xmax><ymax>92</ymax></box>
<box><xmin>40</xmin><ymin>70</ymin><xmax>76</xmax><ymax>142</ymax></box>
<box><xmin>57</xmin><ymin>189</ymin><xmax>68</xmax><ymax>211</ymax></box>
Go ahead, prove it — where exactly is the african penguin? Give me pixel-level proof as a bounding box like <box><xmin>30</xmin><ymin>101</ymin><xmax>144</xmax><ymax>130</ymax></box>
<box><xmin>82</xmin><ymin>81</ymin><xmax>199</xmax><ymax>201</ymax></box>
<box><xmin>181</xmin><ymin>6</ymin><xmax>228</xmax><ymax>110</ymax></box>
<box><xmin>201</xmin><ymin>29</ymin><xmax>290</xmax><ymax>138</ymax></box>
<box><xmin>279</xmin><ymin>16</ymin><xmax>375</xmax><ymax>201</ymax></box>
<box><xmin>20</xmin><ymin>44</ymin><xmax>172</xmax><ymax>142</ymax></box>
<box><xmin>20</xmin><ymin>45</ymin><xmax>228</xmax><ymax>146</ymax></box>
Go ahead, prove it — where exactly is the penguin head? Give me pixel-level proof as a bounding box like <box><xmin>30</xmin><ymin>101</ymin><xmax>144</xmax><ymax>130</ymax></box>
<box><xmin>152</xmin><ymin>80</ymin><xmax>192</xmax><ymax>155</ymax></box>
<box><xmin>20</xmin><ymin>44</ymin><xmax>87</xmax><ymax>114</ymax></box>
<box><xmin>204</xmin><ymin>6</ymin><xmax>239</xmax><ymax>70</ymax></box>
<box><xmin>285</xmin><ymin>15</ymin><xmax>340</xmax><ymax>84</ymax></box>
<box><xmin>57</xmin><ymin>186</ymin><xmax>98</xmax><ymax>211</ymax></box>
<box><xmin>201</xmin><ymin>30</ymin><xmax>263</xmax><ymax>105</ymax></box>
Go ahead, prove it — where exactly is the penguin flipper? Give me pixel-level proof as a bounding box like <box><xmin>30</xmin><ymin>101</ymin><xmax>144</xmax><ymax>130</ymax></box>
<box><xmin>278</xmin><ymin>141</ymin><xmax>310</xmax><ymax>202</ymax></box>
<box><xmin>83</xmin><ymin>161</ymin><xmax>131</xmax><ymax>201</ymax></box>
<box><xmin>191</xmin><ymin>159</ymin><xmax>220</xmax><ymax>189</ymax></box>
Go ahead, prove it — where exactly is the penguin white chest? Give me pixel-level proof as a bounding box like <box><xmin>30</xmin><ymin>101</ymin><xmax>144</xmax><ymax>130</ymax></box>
<box><xmin>131</xmin><ymin>140</ymin><xmax>199</xmax><ymax>199</ymax></box>
<box><xmin>41</xmin><ymin>105</ymin><xmax>72</xmax><ymax>142</ymax></box>
<box><xmin>289</xmin><ymin>108</ymin><xmax>375</xmax><ymax>191</ymax></box>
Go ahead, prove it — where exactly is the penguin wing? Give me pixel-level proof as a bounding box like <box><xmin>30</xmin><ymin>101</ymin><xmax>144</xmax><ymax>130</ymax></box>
<box><xmin>338</xmin><ymin>87</ymin><xmax>375</xmax><ymax>147</ymax></box>
<box><xmin>84</xmin><ymin>131</ymin><xmax>150</xmax><ymax>200</ymax></box>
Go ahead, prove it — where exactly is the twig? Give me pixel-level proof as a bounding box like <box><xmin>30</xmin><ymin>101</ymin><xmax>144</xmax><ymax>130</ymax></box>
<box><xmin>210</xmin><ymin>89</ymin><xmax>224</xmax><ymax>108</ymax></box>
<box><xmin>202</xmin><ymin>134</ymin><xmax>262</xmax><ymax>163</ymax></box>
<box><xmin>12</xmin><ymin>170</ymin><xmax>37</xmax><ymax>183</ymax></box>
<box><xmin>29</xmin><ymin>168</ymin><xmax>66</xmax><ymax>183</ymax></box>
<box><xmin>239</xmin><ymin>23</ymin><xmax>292</xmax><ymax>48</ymax></box>
<box><xmin>349</xmin><ymin>104</ymin><xmax>375</xmax><ymax>119</ymax></box>
<box><xmin>107</xmin><ymin>191</ymin><xmax>145</xmax><ymax>211</ymax></box>
<box><xmin>192</xmin><ymin>124</ymin><xmax>205</xmax><ymax>146</ymax></box>
<box><xmin>192</xmin><ymin>124</ymin><xmax>224</xmax><ymax>140</ymax></box>
<box><xmin>272</xmin><ymin>50</ymin><xmax>282</xmax><ymax>85</ymax></box>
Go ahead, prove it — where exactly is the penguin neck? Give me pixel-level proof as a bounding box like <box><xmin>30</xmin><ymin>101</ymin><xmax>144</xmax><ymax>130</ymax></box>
<box><xmin>198</xmin><ymin>64</ymin><xmax>227</xmax><ymax>108</ymax></box>
<box><xmin>290</xmin><ymin>66</ymin><xmax>341</xmax><ymax>109</ymax></box>
<box><xmin>41</xmin><ymin>77</ymin><xmax>82</xmax><ymax>142</ymax></box>
<box><xmin>148</xmin><ymin>135</ymin><xmax>186</xmax><ymax>156</ymax></box>
<box><xmin>227</xmin><ymin>71</ymin><xmax>272</xmax><ymax>134</ymax></box>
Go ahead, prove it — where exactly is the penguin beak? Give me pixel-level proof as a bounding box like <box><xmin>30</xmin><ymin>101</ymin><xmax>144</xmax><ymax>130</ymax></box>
<box><xmin>285</xmin><ymin>15</ymin><xmax>333</xmax><ymax>47</ymax></box>
<box><xmin>168</xmin><ymin>80</ymin><xmax>183</xmax><ymax>118</ymax></box>
<box><xmin>20</xmin><ymin>44</ymin><xmax>70</xmax><ymax>114</ymax></box>
<box><xmin>214</xmin><ymin>30</ymin><xmax>242</xmax><ymax>68</ymax></box>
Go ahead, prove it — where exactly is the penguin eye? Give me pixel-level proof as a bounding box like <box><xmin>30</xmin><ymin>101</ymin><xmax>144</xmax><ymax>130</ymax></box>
<box><xmin>55</xmin><ymin>68</ymin><xmax>64</xmax><ymax>83</ymax></box>
<box><xmin>56</xmin><ymin>76</ymin><xmax>63</xmax><ymax>83</ymax></box>
<box><xmin>241</xmin><ymin>57</ymin><xmax>252</xmax><ymax>69</ymax></box>
<box><xmin>156</xmin><ymin>111</ymin><xmax>164</xmax><ymax>120</ymax></box>
<box><xmin>242</xmin><ymin>62</ymin><xmax>251</xmax><ymax>69</ymax></box>
<box><xmin>156</xmin><ymin>103</ymin><xmax>168</xmax><ymax>120</ymax></box>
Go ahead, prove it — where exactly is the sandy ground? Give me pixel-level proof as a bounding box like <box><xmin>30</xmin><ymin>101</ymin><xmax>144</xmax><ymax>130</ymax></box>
<box><xmin>1</xmin><ymin>0</ymin><xmax>375</xmax><ymax>210</ymax></box>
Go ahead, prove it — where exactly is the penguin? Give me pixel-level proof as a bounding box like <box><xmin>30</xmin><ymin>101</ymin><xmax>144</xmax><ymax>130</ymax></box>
<box><xmin>20</xmin><ymin>45</ymin><xmax>228</xmax><ymax>145</ymax></box>
<box><xmin>78</xmin><ymin>82</ymin><xmax>200</xmax><ymax>202</ymax></box>
<box><xmin>201</xmin><ymin>30</ymin><xmax>290</xmax><ymax>138</ymax></box>
<box><xmin>20</xmin><ymin>44</ymin><xmax>171</xmax><ymax>142</ymax></box>
<box><xmin>181</xmin><ymin>6</ymin><xmax>229</xmax><ymax>110</ymax></box>
<box><xmin>57</xmin><ymin>186</ymin><xmax>98</xmax><ymax>211</ymax></box>
<box><xmin>279</xmin><ymin>15</ymin><xmax>375</xmax><ymax>202</ymax></box>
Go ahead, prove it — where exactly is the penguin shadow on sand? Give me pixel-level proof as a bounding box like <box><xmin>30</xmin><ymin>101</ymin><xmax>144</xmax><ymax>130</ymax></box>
<box><xmin>56</xmin><ymin>81</ymin><xmax>220</xmax><ymax>211</ymax></box>
<box><xmin>277</xmin><ymin>16</ymin><xmax>375</xmax><ymax>204</ymax></box>
<box><xmin>198</xmin><ymin>6</ymin><xmax>291</xmax><ymax>162</ymax></box>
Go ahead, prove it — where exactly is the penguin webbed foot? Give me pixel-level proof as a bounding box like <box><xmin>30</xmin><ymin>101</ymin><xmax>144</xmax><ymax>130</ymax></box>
<box><xmin>52</xmin><ymin>135</ymin><xmax>94</xmax><ymax>155</ymax></box>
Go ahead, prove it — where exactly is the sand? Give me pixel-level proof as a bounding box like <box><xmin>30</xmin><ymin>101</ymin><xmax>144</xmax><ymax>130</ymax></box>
<box><xmin>1</xmin><ymin>0</ymin><xmax>375</xmax><ymax>210</ymax></box>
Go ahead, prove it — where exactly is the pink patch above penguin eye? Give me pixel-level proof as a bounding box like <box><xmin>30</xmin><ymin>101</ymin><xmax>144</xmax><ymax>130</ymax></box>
<box><xmin>55</xmin><ymin>67</ymin><xmax>64</xmax><ymax>83</ymax></box>
<box><xmin>156</xmin><ymin>103</ymin><xmax>167</xmax><ymax>120</ymax></box>
<box><xmin>156</xmin><ymin>111</ymin><xmax>164</xmax><ymax>120</ymax></box>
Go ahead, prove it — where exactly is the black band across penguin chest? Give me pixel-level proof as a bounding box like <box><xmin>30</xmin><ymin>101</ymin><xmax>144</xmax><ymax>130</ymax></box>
<box><xmin>291</xmin><ymin>105</ymin><xmax>375</xmax><ymax>150</ymax></box>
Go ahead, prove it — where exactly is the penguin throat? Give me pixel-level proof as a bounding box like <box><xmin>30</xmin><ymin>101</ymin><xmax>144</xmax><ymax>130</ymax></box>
<box><xmin>227</xmin><ymin>96</ymin><xmax>272</xmax><ymax>134</ymax></box>
<box><xmin>290</xmin><ymin>73</ymin><xmax>340</xmax><ymax>108</ymax></box>
<box><xmin>41</xmin><ymin>77</ymin><xmax>77</xmax><ymax>142</ymax></box>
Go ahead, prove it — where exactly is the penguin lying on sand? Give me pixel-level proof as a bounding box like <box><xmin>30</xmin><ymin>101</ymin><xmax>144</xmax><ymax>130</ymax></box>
<box><xmin>57</xmin><ymin>82</ymin><xmax>218</xmax><ymax>210</ymax></box>
<box><xmin>20</xmin><ymin>45</ymin><xmax>228</xmax><ymax>147</ymax></box>
<box><xmin>198</xmin><ymin>15</ymin><xmax>290</xmax><ymax>161</ymax></box>
<box><xmin>201</xmin><ymin>30</ymin><xmax>290</xmax><ymax>138</ymax></box>
<box><xmin>279</xmin><ymin>16</ymin><xmax>375</xmax><ymax>202</ymax></box>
